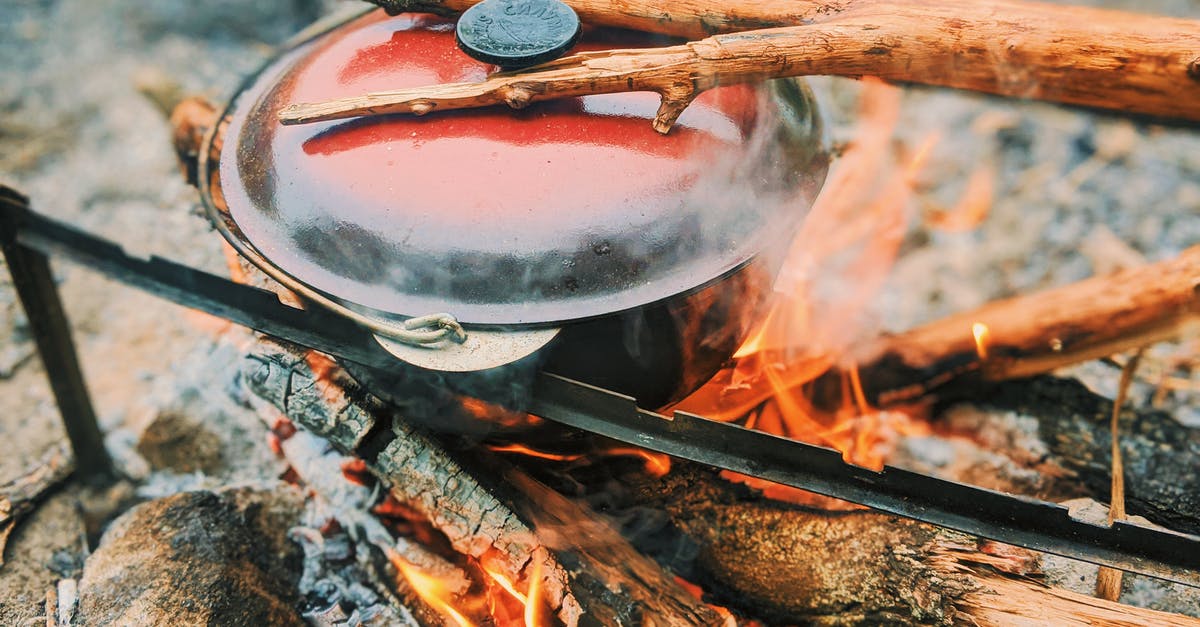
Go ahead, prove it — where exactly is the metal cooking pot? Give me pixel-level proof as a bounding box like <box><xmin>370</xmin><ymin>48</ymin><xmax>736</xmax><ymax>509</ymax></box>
<box><xmin>186</xmin><ymin>8</ymin><xmax>829</xmax><ymax>411</ymax></box>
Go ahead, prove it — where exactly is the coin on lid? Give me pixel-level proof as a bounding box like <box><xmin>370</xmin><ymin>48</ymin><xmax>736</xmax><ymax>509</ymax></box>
<box><xmin>455</xmin><ymin>0</ymin><xmax>582</xmax><ymax>69</ymax></box>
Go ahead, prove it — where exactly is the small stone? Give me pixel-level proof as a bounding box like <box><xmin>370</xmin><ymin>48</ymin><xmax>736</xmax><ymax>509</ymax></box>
<box><xmin>135</xmin><ymin>410</ymin><xmax>224</xmax><ymax>474</ymax></box>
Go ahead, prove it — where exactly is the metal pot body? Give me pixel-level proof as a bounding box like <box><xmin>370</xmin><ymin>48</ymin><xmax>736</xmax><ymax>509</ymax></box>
<box><xmin>197</xmin><ymin>8</ymin><xmax>828</xmax><ymax>412</ymax></box>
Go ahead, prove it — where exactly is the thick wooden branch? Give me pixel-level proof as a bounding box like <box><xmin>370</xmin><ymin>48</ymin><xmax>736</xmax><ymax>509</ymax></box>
<box><xmin>366</xmin><ymin>0</ymin><xmax>838</xmax><ymax>39</ymax></box>
<box><xmin>282</xmin><ymin>0</ymin><xmax>1200</xmax><ymax>130</ymax></box>
<box><xmin>851</xmin><ymin>246</ymin><xmax>1200</xmax><ymax>406</ymax></box>
<box><xmin>624</xmin><ymin>462</ymin><xmax>1200</xmax><ymax>625</ymax></box>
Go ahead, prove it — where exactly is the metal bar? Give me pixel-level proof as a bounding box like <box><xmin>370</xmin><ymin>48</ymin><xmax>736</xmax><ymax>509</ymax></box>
<box><xmin>3</xmin><ymin>195</ymin><xmax>399</xmax><ymax>372</ymax></box>
<box><xmin>0</xmin><ymin>188</ymin><xmax>114</xmax><ymax>485</ymax></box>
<box><xmin>529</xmin><ymin>372</ymin><xmax>1200</xmax><ymax>589</ymax></box>
<box><xmin>4</xmin><ymin>193</ymin><xmax>1199</xmax><ymax>588</ymax></box>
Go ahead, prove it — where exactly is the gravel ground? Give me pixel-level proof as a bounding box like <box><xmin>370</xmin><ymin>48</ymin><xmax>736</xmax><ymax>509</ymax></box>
<box><xmin>0</xmin><ymin>0</ymin><xmax>1197</xmax><ymax>623</ymax></box>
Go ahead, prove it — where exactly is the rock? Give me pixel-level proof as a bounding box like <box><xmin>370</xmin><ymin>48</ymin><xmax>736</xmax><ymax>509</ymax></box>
<box><xmin>77</xmin><ymin>488</ymin><xmax>306</xmax><ymax>626</ymax></box>
<box><xmin>135</xmin><ymin>410</ymin><xmax>224</xmax><ymax>474</ymax></box>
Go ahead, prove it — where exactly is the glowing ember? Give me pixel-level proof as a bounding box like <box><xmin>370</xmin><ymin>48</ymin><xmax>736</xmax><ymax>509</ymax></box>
<box><xmin>973</xmin><ymin>322</ymin><xmax>991</xmax><ymax>359</ymax></box>
<box><xmin>488</xmin><ymin>444</ymin><xmax>583</xmax><ymax>462</ymax></box>
<box><xmin>604</xmin><ymin>448</ymin><xmax>672</xmax><ymax>477</ymax></box>
<box><xmin>674</xmin><ymin>576</ymin><xmax>746</xmax><ymax>627</ymax></box>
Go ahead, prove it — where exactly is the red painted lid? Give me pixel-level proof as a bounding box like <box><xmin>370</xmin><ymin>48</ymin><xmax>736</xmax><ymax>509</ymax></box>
<box><xmin>216</xmin><ymin>10</ymin><xmax>827</xmax><ymax>325</ymax></box>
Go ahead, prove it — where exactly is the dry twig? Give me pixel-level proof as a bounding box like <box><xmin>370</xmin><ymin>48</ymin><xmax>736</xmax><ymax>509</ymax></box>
<box><xmin>1095</xmin><ymin>348</ymin><xmax>1145</xmax><ymax>602</ymax></box>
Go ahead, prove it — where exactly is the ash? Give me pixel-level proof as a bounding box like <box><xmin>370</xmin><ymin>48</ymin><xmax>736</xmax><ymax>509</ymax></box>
<box><xmin>0</xmin><ymin>0</ymin><xmax>1198</xmax><ymax>624</ymax></box>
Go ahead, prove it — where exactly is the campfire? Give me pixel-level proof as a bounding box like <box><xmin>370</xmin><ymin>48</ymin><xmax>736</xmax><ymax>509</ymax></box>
<box><xmin>1</xmin><ymin>0</ymin><xmax>1198</xmax><ymax>625</ymax></box>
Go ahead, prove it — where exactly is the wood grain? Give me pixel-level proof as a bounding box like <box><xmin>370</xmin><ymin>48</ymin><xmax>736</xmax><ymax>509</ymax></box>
<box><xmin>848</xmin><ymin>246</ymin><xmax>1200</xmax><ymax>406</ymax></box>
<box><xmin>282</xmin><ymin>0</ymin><xmax>1200</xmax><ymax>130</ymax></box>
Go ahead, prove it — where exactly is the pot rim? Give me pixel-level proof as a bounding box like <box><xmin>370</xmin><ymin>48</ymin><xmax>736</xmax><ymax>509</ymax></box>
<box><xmin>196</xmin><ymin>7</ymin><xmax>831</xmax><ymax>333</ymax></box>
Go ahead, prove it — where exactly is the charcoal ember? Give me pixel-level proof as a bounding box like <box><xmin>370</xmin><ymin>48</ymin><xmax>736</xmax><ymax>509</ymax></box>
<box><xmin>242</xmin><ymin>350</ymin><xmax>376</xmax><ymax>451</ymax></box>
<box><xmin>76</xmin><ymin>488</ymin><xmax>305</xmax><ymax>626</ymax></box>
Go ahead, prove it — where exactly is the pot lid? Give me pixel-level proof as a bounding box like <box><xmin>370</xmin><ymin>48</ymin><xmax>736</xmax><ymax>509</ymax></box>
<box><xmin>215</xmin><ymin>10</ymin><xmax>827</xmax><ymax>326</ymax></box>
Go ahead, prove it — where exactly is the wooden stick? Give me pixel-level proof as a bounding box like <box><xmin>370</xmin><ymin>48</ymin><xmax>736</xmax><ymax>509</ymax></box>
<box><xmin>282</xmin><ymin>0</ymin><xmax>1200</xmax><ymax>131</ymax></box>
<box><xmin>0</xmin><ymin>447</ymin><xmax>72</xmax><ymax>567</ymax></box>
<box><xmin>848</xmin><ymin>246</ymin><xmax>1200</xmax><ymax>406</ymax></box>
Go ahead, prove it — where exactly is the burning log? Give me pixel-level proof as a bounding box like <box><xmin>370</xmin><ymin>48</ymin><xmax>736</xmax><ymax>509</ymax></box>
<box><xmin>843</xmin><ymin>246</ymin><xmax>1200</xmax><ymax>407</ymax></box>
<box><xmin>616</xmin><ymin>462</ymin><xmax>1200</xmax><ymax>625</ymax></box>
<box><xmin>238</xmin><ymin>331</ymin><xmax>1200</xmax><ymax>623</ymax></box>
<box><xmin>282</xmin><ymin>0</ymin><xmax>1200</xmax><ymax>130</ymax></box>
<box><xmin>241</xmin><ymin>339</ymin><xmax>723</xmax><ymax>625</ymax></box>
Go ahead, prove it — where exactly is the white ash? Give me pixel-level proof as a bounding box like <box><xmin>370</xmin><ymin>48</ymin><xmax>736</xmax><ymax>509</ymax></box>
<box><xmin>241</xmin><ymin>394</ymin><xmax>454</xmax><ymax>625</ymax></box>
<box><xmin>54</xmin><ymin>578</ymin><xmax>77</xmax><ymax>627</ymax></box>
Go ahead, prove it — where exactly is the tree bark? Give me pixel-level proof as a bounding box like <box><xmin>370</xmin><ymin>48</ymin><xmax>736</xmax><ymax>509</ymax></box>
<box><xmin>283</xmin><ymin>0</ymin><xmax>1200</xmax><ymax>130</ymax></box>
<box><xmin>842</xmin><ymin>246</ymin><xmax>1200</xmax><ymax>407</ymax></box>
<box><xmin>620</xmin><ymin>462</ymin><xmax>1200</xmax><ymax>625</ymax></box>
<box><xmin>978</xmin><ymin>376</ymin><xmax>1200</xmax><ymax>536</ymax></box>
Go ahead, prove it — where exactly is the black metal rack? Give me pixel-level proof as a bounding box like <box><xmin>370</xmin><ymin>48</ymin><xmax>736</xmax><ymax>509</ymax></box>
<box><xmin>3</xmin><ymin>185</ymin><xmax>1199</xmax><ymax>588</ymax></box>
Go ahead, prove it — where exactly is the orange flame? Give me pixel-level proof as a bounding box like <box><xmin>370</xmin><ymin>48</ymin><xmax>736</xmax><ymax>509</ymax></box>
<box><xmin>489</xmin><ymin>443</ymin><xmax>670</xmax><ymax>477</ymax></box>
<box><xmin>485</xmin><ymin>568</ymin><xmax>527</xmax><ymax>604</ymax></box>
<box><xmin>524</xmin><ymin>560</ymin><xmax>545</xmax><ymax>627</ymax></box>
<box><xmin>488</xmin><ymin>443</ymin><xmax>584</xmax><ymax>462</ymax></box>
<box><xmin>924</xmin><ymin>161</ymin><xmax>996</xmax><ymax>232</ymax></box>
<box><xmin>389</xmin><ymin>544</ymin><xmax>553</xmax><ymax>626</ymax></box>
<box><xmin>603</xmin><ymin>448</ymin><xmax>672</xmax><ymax>477</ymax></box>
<box><xmin>973</xmin><ymin>322</ymin><xmax>991</xmax><ymax>360</ymax></box>
<box><xmin>676</xmin><ymin>79</ymin><xmax>931</xmax><ymax>476</ymax></box>
<box><xmin>390</xmin><ymin>550</ymin><xmax>476</xmax><ymax>627</ymax></box>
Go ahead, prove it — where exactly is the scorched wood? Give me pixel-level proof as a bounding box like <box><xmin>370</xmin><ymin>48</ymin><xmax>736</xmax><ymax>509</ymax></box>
<box><xmin>241</xmin><ymin>340</ymin><xmax>723</xmax><ymax>626</ymax></box>
<box><xmin>620</xmin><ymin>462</ymin><xmax>1200</xmax><ymax>625</ymax></box>
<box><xmin>980</xmin><ymin>376</ymin><xmax>1200</xmax><ymax>536</ymax></box>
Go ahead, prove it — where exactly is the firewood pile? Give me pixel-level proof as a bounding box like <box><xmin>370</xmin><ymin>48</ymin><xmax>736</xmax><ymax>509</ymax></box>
<box><xmin>0</xmin><ymin>0</ymin><xmax>1198</xmax><ymax>625</ymax></box>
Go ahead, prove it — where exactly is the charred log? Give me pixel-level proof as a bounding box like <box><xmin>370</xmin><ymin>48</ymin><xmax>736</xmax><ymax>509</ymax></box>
<box><xmin>612</xmin><ymin>462</ymin><xmax>1200</xmax><ymax>626</ymax></box>
<box><xmin>975</xmin><ymin>376</ymin><xmax>1200</xmax><ymax>536</ymax></box>
<box><xmin>240</xmin><ymin>339</ymin><xmax>721</xmax><ymax>626</ymax></box>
